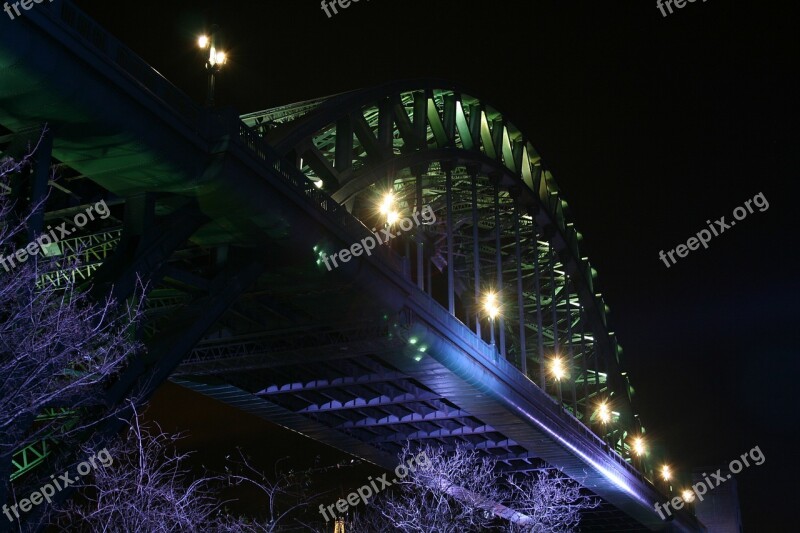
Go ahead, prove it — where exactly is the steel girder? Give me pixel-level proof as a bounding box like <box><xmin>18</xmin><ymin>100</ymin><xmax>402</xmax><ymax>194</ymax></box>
<box><xmin>174</xmin><ymin>312</ymin><xmax>660</xmax><ymax>531</ymax></box>
<box><xmin>244</xmin><ymin>82</ymin><xmax>644</xmax><ymax>458</ymax></box>
<box><xmin>2</xmin><ymin>2</ymin><xmax>692</xmax><ymax>525</ymax></box>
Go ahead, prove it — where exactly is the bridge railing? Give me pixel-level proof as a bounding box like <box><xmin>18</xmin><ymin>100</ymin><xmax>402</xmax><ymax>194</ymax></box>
<box><xmin>405</xmin><ymin>289</ymin><xmax>652</xmax><ymax>490</ymax></box>
<box><xmin>22</xmin><ymin>0</ymin><xmax>410</xmax><ymax>322</ymax></box>
<box><xmin>29</xmin><ymin>1</ymin><xmax>404</xmax><ymax>280</ymax></box>
<box><xmin>235</xmin><ymin>119</ymin><xmax>656</xmax><ymax>489</ymax></box>
<box><xmin>31</xmin><ymin>2</ymin><xmax>611</xmax><ymax>389</ymax></box>
<box><xmin>235</xmin><ymin>122</ymin><xmax>407</xmax><ymax>275</ymax></box>
<box><xmin>28</xmin><ymin>0</ymin><xmax>650</xmax><ymax>497</ymax></box>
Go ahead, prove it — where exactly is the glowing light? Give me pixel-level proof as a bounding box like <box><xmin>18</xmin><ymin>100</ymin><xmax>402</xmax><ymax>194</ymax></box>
<box><xmin>379</xmin><ymin>192</ymin><xmax>395</xmax><ymax>215</ymax></box>
<box><xmin>207</xmin><ymin>46</ymin><xmax>227</xmax><ymax>67</ymax></box>
<box><xmin>661</xmin><ymin>465</ymin><xmax>671</xmax><ymax>481</ymax></box>
<box><xmin>550</xmin><ymin>356</ymin><xmax>566</xmax><ymax>381</ymax></box>
<box><xmin>313</xmin><ymin>180</ymin><xmax>324</xmax><ymax>189</ymax></box>
<box><xmin>682</xmin><ymin>489</ymin><xmax>695</xmax><ymax>503</ymax></box>
<box><xmin>409</xmin><ymin>337</ymin><xmax>418</xmax><ymax>345</ymax></box>
<box><xmin>378</xmin><ymin>191</ymin><xmax>400</xmax><ymax>224</ymax></box>
<box><xmin>197</xmin><ymin>35</ymin><xmax>209</xmax><ymax>48</ymax></box>
<box><xmin>483</xmin><ymin>291</ymin><xmax>501</xmax><ymax>320</ymax></box>
<box><xmin>632</xmin><ymin>436</ymin><xmax>646</xmax><ymax>456</ymax></box>
<box><xmin>378</xmin><ymin>191</ymin><xmax>400</xmax><ymax>226</ymax></box>
<box><xmin>597</xmin><ymin>401</ymin><xmax>611</xmax><ymax>424</ymax></box>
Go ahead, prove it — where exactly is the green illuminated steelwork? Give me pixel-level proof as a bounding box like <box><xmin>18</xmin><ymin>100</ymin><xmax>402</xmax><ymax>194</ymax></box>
<box><xmin>36</xmin><ymin>229</ymin><xmax>122</xmax><ymax>289</ymax></box>
<box><xmin>10</xmin><ymin>408</ymin><xmax>77</xmax><ymax>481</ymax></box>
<box><xmin>247</xmin><ymin>85</ymin><xmax>650</xmax><ymax>472</ymax></box>
<box><xmin>10</xmin><ymin>441</ymin><xmax>51</xmax><ymax>482</ymax></box>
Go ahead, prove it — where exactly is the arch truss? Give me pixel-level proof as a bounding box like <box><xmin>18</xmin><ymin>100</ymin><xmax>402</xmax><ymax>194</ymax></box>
<box><xmin>243</xmin><ymin>82</ymin><xmax>647</xmax><ymax>467</ymax></box>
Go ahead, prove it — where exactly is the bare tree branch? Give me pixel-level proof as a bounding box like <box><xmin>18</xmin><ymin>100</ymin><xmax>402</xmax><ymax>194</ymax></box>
<box><xmin>1</xmin><ymin>139</ymin><xmax>145</xmax><ymax>517</ymax></box>
<box><xmin>350</xmin><ymin>444</ymin><xmax>599</xmax><ymax>533</ymax></box>
<box><xmin>224</xmin><ymin>450</ymin><xmax>338</xmax><ymax>532</ymax></box>
<box><xmin>53</xmin><ymin>408</ymin><xmax>250</xmax><ymax>532</ymax></box>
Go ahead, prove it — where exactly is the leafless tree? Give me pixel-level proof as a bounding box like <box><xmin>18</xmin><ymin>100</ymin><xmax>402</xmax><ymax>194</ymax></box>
<box><xmin>351</xmin><ymin>443</ymin><xmax>503</xmax><ymax>533</ymax></box>
<box><xmin>53</xmin><ymin>405</ymin><xmax>351</xmax><ymax>532</ymax></box>
<box><xmin>224</xmin><ymin>450</ymin><xmax>335</xmax><ymax>532</ymax></box>
<box><xmin>53</xmin><ymin>412</ymin><xmax>250</xmax><ymax>532</ymax></box>
<box><xmin>504</xmin><ymin>470</ymin><xmax>600</xmax><ymax>533</ymax></box>
<box><xmin>350</xmin><ymin>444</ymin><xmax>598</xmax><ymax>533</ymax></box>
<box><xmin>345</xmin><ymin>509</ymin><xmax>393</xmax><ymax>533</ymax></box>
<box><xmin>1</xmin><ymin>141</ymin><xmax>143</xmax><ymax>504</ymax></box>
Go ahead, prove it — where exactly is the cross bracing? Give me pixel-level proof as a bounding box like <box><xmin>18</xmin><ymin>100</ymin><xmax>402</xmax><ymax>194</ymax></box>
<box><xmin>255</xmin><ymin>85</ymin><xmax>639</xmax><ymax>444</ymax></box>
<box><xmin>1</xmin><ymin>3</ymin><xmax>703</xmax><ymax>528</ymax></box>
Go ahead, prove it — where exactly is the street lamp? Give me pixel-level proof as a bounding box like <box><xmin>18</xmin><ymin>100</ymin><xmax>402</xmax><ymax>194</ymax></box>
<box><xmin>661</xmin><ymin>464</ymin><xmax>672</xmax><ymax>482</ymax></box>
<box><xmin>549</xmin><ymin>356</ymin><xmax>566</xmax><ymax>403</ymax></box>
<box><xmin>629</xmin><ymin>435</ymin><xmax>647</xmax><ymax>472</ymax></box>
<box><xmin>379</xmin><ymin>191</ymin><xmax>400</xmax><ymax>225</ymax></box>
<box><xmin>550</xmin><ymin>356</ymin><xmax>566</xmax><ymax>381</ymax></box>
<box><xmin>483</xmin><ymin>291</ymin><xmax>500</xmax><ymax>352</ymax></box>
<box><xmin>632</xmin><ymin>436</ymin><xmax>646</xmax><ymax>456</ymax></box>
<box><xmin>197</xmin><ymin>26</ymin><xmax>227</xmax><ymax>107</ymax></box>
<box><xmin>596</xmin><ymin>401</ymin><xmax>611</xmax><ymax>424</ymax></box>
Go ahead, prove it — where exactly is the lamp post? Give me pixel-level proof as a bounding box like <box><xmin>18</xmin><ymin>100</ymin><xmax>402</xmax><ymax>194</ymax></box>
<box><xmin>483</xmin><ymin>291</ymin><xmax>500</xmax><ymax>355</ymax></box>
<box><xmin>550</xmin><ymin>356</ymin><xmax>566</xmax><ymax>403</ymax></box>
<box><xmin>596</xmin><ymin>400</ymin><xmax>611</xmax><ymax>444</ymax></box>
<box><xmin>379</xmin><ymin>191</ymin><xmax>400</xmax><ymax>226</ymax></box>
<box><xmin>631</xmin><ymin>436</ymin><xmax>646</xmax><ymax>471</ymax></box>
<box><xmin>660</xmin><ymin>464</ymin><xmax>673</xmax><ymax>495</ymax></box>
<box><xmin>597</xmin><ymin>401</ymin><xmax>611</xmax><ymax>425</ymax></box>
<box><xmin>197</xmin><ymin>25</ymin><xmax>227</xmax><ymax>107</ymax></box>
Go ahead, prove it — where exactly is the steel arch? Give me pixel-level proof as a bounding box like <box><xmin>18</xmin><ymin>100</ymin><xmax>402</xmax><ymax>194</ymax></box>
<box><xmin>243</xmin><ymin>81</ymin><xmax>645</xmax><ymax>461</ymax></box>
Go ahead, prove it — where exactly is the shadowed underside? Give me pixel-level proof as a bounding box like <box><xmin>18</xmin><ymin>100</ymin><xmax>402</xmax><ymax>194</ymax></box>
<box><xmin>0</xmin><ymin>2</ymin><xmax>704</xmax><ymax>531</ymax></box>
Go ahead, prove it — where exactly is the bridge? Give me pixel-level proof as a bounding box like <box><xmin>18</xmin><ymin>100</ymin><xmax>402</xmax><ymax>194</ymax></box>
<box><xmin>0</xmin><ymin>2</ymin><xmax>704</xmax><ymax>531</ymax></box>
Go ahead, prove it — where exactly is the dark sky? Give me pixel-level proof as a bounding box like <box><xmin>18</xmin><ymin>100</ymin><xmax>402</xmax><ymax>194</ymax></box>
<box><xmin>72</xmin><ymin>0</ymin><xmax>800</xmax><ymax>528</ymax></box>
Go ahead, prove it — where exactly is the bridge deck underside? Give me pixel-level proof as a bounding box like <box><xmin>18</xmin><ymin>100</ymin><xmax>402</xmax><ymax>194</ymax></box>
<box><xmin>0</xmin><ymin>3</ymin><xmax>704</xmax><ymax>530</ymax></box>
<box><xmin>174</xmin><ymin>323</ymin><xmax>648</xmax><ymax>531</ymax></box>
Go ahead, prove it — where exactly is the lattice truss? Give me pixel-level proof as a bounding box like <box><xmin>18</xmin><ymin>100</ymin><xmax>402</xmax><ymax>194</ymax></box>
<box><xmin>243</xmin><ymin>88</ymin><xmax>643</xmax><ymax>454</ymax></box>
<box><xmin>3</xmin><ymin>83</ymin><xmax>651</xmax><ymax>513</ymax></box>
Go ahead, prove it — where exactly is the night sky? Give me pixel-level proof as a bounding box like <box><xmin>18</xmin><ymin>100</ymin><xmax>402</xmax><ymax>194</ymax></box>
<box><xmin>71</xmin><ymin>0</ymin><xmax>800</xmax><ymax>528</ymax></box>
